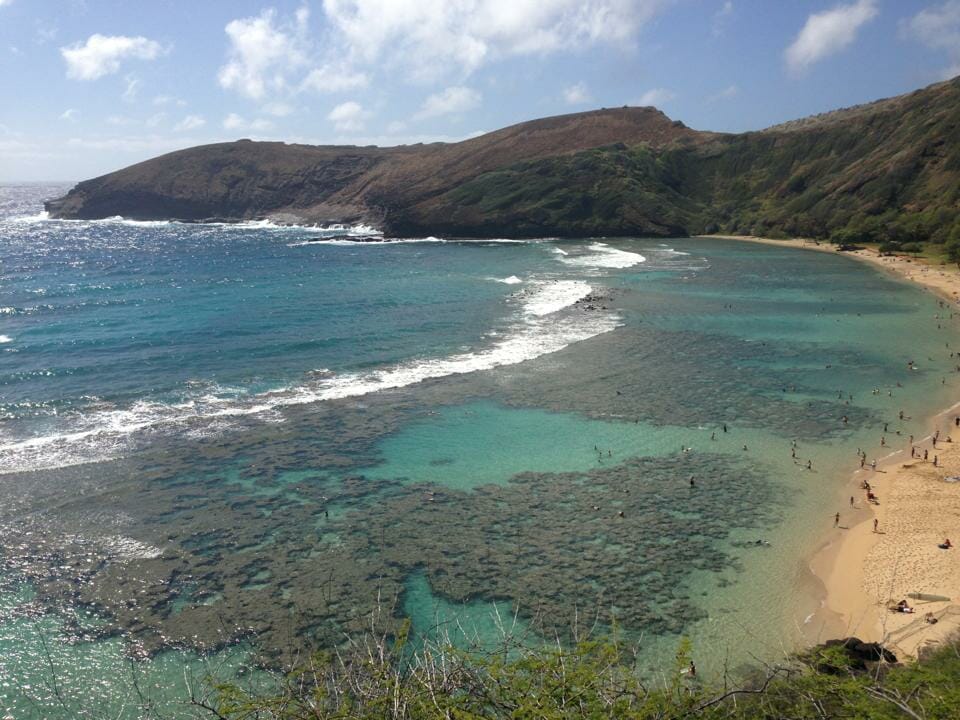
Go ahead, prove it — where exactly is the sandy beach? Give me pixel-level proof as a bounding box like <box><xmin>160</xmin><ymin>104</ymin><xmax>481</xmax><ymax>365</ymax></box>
<box><xmin>699</xmin><ymin>234</ymin><xmax>960</xmax><ymax>658</ymax></box>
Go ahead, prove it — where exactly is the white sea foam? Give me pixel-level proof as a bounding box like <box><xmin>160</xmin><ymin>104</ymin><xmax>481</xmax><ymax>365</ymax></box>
<box><xmin>0</xmin><ymin>284</ymin><xmax>618</xmax><ymax>475</ymax></box>
<box><xmin>519</xmin><ymin>280</ymin><xmax>592</xmax><ymax>316</ymax></box>
<box><xmin>291</xmin><ymin>236</ymin><xmax>447</xmax><ymax>247</ymax></box>
<box><xmin>64</xmin><ymin>533</ymin><xmax>164</xmax><ymax>560</ymax></box>
<box><xmin>491</xmin><ymin>275</ymin><xmax>523</xmax><ymax>284</ymax></box>
<box><xmin>103</xmin><ymin>216</ymin><xmax>175</xmax><ymax>227</ymax></box>
<box><xmin>552</xmin><ymin>248</ymin><xmax>569</xmax><ymax>256</ymax></box>
<box><xmin>9</xmin><ymin>211</ymin><xmax>50</xmax><ymax>223</ymax></box>
<box><xmin>469</xmin><ymin>238</ymin><xmax>529</xmax><ymax>244</ymax></box>
<box><xmin>9</xmin><ymin>213</ymin><xmax>384</xmax><ymax>236</ymax></box>
<box><xmin>559</xmin><ymin>242</ymin><xmax>646</xmax><ymax>269</ymax></box>
<box><xmin>0</xmin><ymin>335</ymin><xmax>11</xmax><ymax>344</ymax></box>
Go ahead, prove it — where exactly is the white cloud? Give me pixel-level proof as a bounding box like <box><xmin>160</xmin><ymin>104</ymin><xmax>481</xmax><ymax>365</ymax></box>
<box><xmin>784</xmin><ymin>0</ymin><xmax>877</xmax><ymax>73</ymax></box>
<box><xmin>707</xmin><ymin>84</ymin><xmax>739</xmax><ymax>103</ymax></box>
<box><xmin>122</xmin><ymin>74</ymin><xmax>141</xmax><ymax>102</ymax></box>
<box><xmin>320</xmin><ymin>0</ymin><xmax>666</xmax><ymax>82</ymax></box>
<box><xmin>415</xmin><ymin>86</ymin><xmax>481</xmax><ymax>120</ymax></box>
<box><xmin>712</xmin><ymin>1</ymin><xmax>734</xmax><ymax>37</ymax></box>
<box><xmin>36</xmin><ymin>24</ymin><xmax>58</xmax><ymax>44</ymax></box>
<box><xmin>218</xmin><ymin>9</ymin><xmax>309</xmax><ymax>101</ymax></box>
<box><xmin>152</xmin><ymin>94</ymin><xmax>187</xmax><ymax>107</ymax></box>
<box><xmin>903</xmin><ymin>2</ymin><xmax>960</xmax><ymax>79</ymax></box>
<box><xmin>636</xmin><ymin>87</ymin><xmax>675</xmax><ymax>106</ymax></box>
<box><xmin>328</xmin><ymin>101</ymin><xmax>369</xmax><ymax>131</ymax></box>
<box><xmin>173</xmin><ymin>114</ymin><xmax>206</xmax><ymax>132</ymax></box>
<box><xmin>0</xmin><ymin>0</ymin><xmax>13</xmax><ymax>7</ymax></box>
<box><xmin>301</xmin><ymin>64</ymin><xmax>369</xmax><ymax>93</ymax></box>
<box><xmin>146</xmin><ymin>112</ymin><xmax>167</xmax><ymax>128</ymax></box>
<box><xmin>60</xmin><ymin>108</ymin><xmax>78</xmax><ymax>121</ymax></box>
<box><xmin>223</xmin><ymin>113</ymin><xmax>274</xmax><ymax>132</ymax></box>
<box><xmin>61</xmin><ymin>34</ymin><xmax>163</xmax><ymax>81</ymax></box>
<box><xmin>262</xmin><ymin>101</ymin><xmax>294</xmax><ymax>117</ymax></box>
<box><xmin>64</xmin><ymin>134</ymin><xmax>208</xmax><ymax>155</ymax></box>
<box><xmin>223</xmin><ymin>113</ymin><xmax>245</xmax><ymax>130</ymax></box>
<box><xmin>219</xmin><ymin>2</ymin><xmax>662</xmax><ymax>111</ymax></box>
<box><xmin>563</xmin><ymin>81</ymin><xmax>591</xmax><ymax>105</ymax></box>
<box><xmin>106</xmin><ymin>115</ymin><xmax>135</xmax><ymax>126</ymax></box>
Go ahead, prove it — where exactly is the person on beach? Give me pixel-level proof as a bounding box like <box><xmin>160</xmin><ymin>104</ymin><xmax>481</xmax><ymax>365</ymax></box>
<box><xmin>896</xmin><ymin>600</ymin><xmax>915</xmax><ymax>613</ymax></box>
<box><xmin>873</xmin><ymin>518</ymin><xmax>879</xmax><ymax>532</ymax></box>
<box><xmin>834</xmin><ymin>512</ymin><xmax>840</xmax><ymax>527</ymax></box>
<box><xmin>924</xmin><ymin>449</ymin><xmax>929</xmax><ymax>461</ymax></box>
<box><xmin>850</xmin><ymin>496</ymin><xmax>855</xmax><ymax>506</ymax></box>
<box><xmin>939</xmin><ymin>539</ymin><xmax>953</xmax><ymax>549</ymax></box>
<box><xmin>807</xmin><ymin>460</ymin><xmax>812</xmax><ymax>470</ymax></box>
<box><xmin>934</xmin><ymin>455</ymin><xmax>939</xmax><ymax>467</ymax></box>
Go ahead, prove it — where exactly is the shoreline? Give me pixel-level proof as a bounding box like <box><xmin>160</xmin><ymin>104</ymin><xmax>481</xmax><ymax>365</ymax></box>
<box><xmin>698</xmin><ymin>234</ymin><xmax>960</xmax><ymax>658</ymax></box>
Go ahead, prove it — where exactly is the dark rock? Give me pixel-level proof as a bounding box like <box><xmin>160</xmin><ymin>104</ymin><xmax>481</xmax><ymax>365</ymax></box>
<box><xmin>819</xmin><ymin>637</ymin><xmax>898</xmax><ymax>671</ymax></box>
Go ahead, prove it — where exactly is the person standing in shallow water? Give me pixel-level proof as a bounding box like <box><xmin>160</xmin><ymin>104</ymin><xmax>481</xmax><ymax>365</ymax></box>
<box><xmin>835</xmin><ymin>512</ymin><xmax>840</xmax><ymax>527</ymax></box>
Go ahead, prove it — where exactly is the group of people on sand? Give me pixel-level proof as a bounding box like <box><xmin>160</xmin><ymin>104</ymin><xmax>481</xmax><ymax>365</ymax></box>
<box><xmin>893</xmin><ymin>599</ymin><xmax>941</xmax><ymax>624</ymax></box>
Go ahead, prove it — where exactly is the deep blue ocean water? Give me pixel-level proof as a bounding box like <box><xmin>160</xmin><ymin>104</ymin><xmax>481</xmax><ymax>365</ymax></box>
<box><xmin>2</xmin><ymin>183</ymin><xmax>960</xmax><ymax>718</ymax></box>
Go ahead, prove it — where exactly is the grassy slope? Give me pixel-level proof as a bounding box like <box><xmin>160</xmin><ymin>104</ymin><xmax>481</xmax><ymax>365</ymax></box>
<box><xmin>207</xmin><ymin>631</ymin><xmax>960</xmax><ymax>719</ymax></box>
<box><xmin>403</xmin><ymin>77</ymin><xmax>960</xmax><ymax>241</ymax></box>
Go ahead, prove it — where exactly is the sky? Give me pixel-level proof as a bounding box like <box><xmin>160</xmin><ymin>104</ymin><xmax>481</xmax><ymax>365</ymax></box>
<box><xmin>1</xmin><ymin>0</ymin><xmax>959</xmax><ymax>181</ymax></box>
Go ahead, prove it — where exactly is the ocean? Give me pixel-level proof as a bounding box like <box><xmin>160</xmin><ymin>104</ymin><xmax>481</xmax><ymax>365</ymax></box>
<box><xmin>2</xmin><ymin>182</ymin><xmax>959</xmax><ymax>718</ymax></box>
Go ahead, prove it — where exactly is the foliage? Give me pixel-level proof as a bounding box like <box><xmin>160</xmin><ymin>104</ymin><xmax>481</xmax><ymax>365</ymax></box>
<box><xmin>405</xmin><ymin>78</ymin><xmax>960</xmax><ymax>242</ymax></box>
<box><xmin>198</xmin><ymin>623</ymin><xmax>960</xmax><ymax>720</ymax></box>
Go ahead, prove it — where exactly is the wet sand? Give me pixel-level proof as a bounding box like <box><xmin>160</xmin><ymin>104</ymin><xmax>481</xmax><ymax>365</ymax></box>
<box><xmin>699</xmin><ymin>234</ymin><xmax>960</xmax><ymax>657</ymax></box>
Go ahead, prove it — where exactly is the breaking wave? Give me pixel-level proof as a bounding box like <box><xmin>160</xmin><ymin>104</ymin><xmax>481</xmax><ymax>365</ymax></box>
<box><xmin>559</xmin><ymin>242</ymin><xmax>646</xmax><ymax>269</ymax></box>
<box><xmin>0</xmin><ymin>280</ymin><xmax>616</xmax><ymax>474</ymax></box>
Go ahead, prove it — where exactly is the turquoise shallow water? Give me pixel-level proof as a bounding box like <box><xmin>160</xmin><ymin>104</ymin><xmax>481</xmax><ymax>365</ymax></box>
<box><xmin>3</xmin><ymin>184</ymin><xmax>960</xmax><ymax>716</ymax></box>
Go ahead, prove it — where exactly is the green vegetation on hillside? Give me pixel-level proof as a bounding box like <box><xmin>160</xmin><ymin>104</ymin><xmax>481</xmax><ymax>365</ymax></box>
<box><xmin>200</xmin><ymin>624</ymin><xmax>960</xmax><ymax>719</ymax></box>
<box><xmin>47</xmin><ymin>77</ymin><xmax>960</xmax><ymax>246</ymax></box>
<box><xmin>404</xmin><ymin>78</ymin><xmax>960</xmax><ymax>246</ymax></box>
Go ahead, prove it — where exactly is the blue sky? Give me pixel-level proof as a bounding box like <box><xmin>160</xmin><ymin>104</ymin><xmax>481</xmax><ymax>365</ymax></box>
<box><xmin>1</xmin><ymin>0</ymin><xmax>958</xmax><ymax>181</ymax></box>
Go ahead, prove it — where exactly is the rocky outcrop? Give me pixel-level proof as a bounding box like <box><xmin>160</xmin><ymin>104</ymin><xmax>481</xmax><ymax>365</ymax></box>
<box><xmin>817</xmin><ymin>637</ymin><xmax>899</xmax><ymax>673</ymax></box>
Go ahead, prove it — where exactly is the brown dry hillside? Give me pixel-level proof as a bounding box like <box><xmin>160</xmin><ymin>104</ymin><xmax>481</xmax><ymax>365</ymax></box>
<box><xmin>47</xmin><ymin>106</ymin><xmax>707</xmax><ymax>228</ymax></box>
